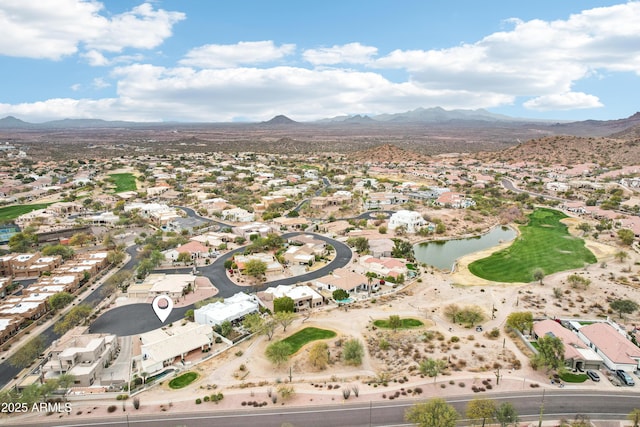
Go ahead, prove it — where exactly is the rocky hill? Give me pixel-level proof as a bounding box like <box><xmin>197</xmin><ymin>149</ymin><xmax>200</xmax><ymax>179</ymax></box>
<box><xmin>609</xmin><ymin>124</ymin><xmax>640</xmax><ymax>140</ymax></box>
<box><xmin>481</xmin><ymin>135</ymin><xmax>640</xmax><ymax>166</ymax></box>
<box><xmin>262</xmin><ymin>115</ymin><xmax>297</xmax><ymax>125</ymax></box>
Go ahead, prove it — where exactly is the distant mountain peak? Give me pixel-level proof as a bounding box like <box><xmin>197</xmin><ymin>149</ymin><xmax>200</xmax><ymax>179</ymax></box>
<box><xmin>344</xmin><ymin>114</ymin><xmax>375</xmax><ymax>123</ymax></box>
<box><xmin>0</xmin><ymin>115</ymin><xmax>27</xmax><ymax>123</ymax></box>
<box><xmin>0</xmin><ymin>115</ymin><xmax>32</xmax><ymax>128</ymax></box>
<box><xmin>263</xmin><ymin>115</ymin><xmax>297</xmax><ymax>125</ymax></box>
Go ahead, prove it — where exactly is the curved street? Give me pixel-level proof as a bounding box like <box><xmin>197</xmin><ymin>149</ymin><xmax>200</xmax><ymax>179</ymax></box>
<box><xmin>90</xmin><ymin>232</ymin><xmax>352</xmax><ymax>336</ymax></box>
<box><xmin>501</xmin><ymin>178</ymin><xmax>568</xmax><ymax>203</ymax></box>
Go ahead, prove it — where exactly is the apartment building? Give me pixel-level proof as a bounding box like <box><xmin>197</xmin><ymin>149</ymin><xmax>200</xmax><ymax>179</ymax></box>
<box><xmin>43</xmin><ymin>327</ymin><xmax>118</xmax><ymax>387</ymax></box>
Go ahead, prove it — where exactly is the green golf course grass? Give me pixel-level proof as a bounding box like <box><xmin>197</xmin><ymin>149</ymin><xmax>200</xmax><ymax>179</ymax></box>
<box><xmin>280</xmin><ymin>327</ymin><xmax>336</xmax><ymax>355</ymax></box>
<box><xmin>168</xmin><ymin>372</ymin><xmax>198</xmax><ymax>389</ymax></box>
<box><xmin>108</xmin><ymin>173</ymin><xmax>137</xmax><ymax>193</ymax></box>
<box><xmin>373</xmin><ymin>318</ymin><xmax>424</xmax><ymax>329</ymax></box>
<box><xmin>468</xmin><ymin>208</ymin><xmax>596</xmax><ymax>282</ymax></box>
<box><xmin>0</xmin><ymin>203</ymin><xmax>52</xmax><ymax>221</ymax></box>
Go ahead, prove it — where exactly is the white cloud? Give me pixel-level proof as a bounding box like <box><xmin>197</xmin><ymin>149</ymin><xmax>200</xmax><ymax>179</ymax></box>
<box><xmin>523</xmin><ymin>92</ymin><xmax>603</xmax><ymax>111</ymax></box>
<box><xmin>2</xmin><ymin>2</ymin><xmax>640</xmax><ymax>121</ymax></box>
<box><xmin>303</xmin><ymin>42</ymin><xmax>378</xmax><ymax>65</ymax></box>
<box><xmin>85</xmin><ymin>3</ymin><xmax>185</xmax><ymax>53</ymax></box>
<box><xmin>0</xmin><ymin>98</ymin><xmax>118</xmax><ymax>123</ymax></box>
<box><xmin>180</xmin><ymin>41</ymin><xmax>295</xmax><ymax>68</ymax></box>
<box><xmin>0</xmin><ymin>1</ymin><xmax>184</xmax><ymax>61</ymax></box>
<box><xmin>82</xmin><ymin>50</ymin><xmax>110</xmax><ymax>66</ymax></box>
<box><xmin>92</xmin><ymin>77</ymin><xmax>110</xmax><ymax>89</ymax></box>
<box><xmin>375</xmin><ymin>1</ymin><xmax>640</xmax><ymax>109</ymax></box>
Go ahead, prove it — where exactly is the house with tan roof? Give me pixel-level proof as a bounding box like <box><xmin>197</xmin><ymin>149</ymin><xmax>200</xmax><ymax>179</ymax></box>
<box><xmin>318</xmin><ymin>220</ymin><xmax>351</xmax><ymax>236</ymax></box>
<box><xmin>272</xmin><ymin>216</ymin><xmax>310</xmax><ymax>231</ymax></box>
<box><xmin>314</xmin><ymin>268</ymin><xmax>369</xmax><ymax>295</ymax></box>
<box><xmin>261</xmin><ymin>284</ymin><xmax>323</xmax><ymax>312</ymax></box>
<box><xmin>234</xmin><ymin>253</ymin><xmax>284</xmax><ymax>274</ymax></box>
<box><xmin>533</xmin><ymin>319</ymin><xmax>603</xmax><ymax>371</ymax></box>
<box><xmin>435</xmin><ymin>191</ymin><xmax>476</xmax><ymax>209</ymax></box>
<box><xmin>129</xmin><ymin>273</ymin><xmax>196</xmax><ymax>300</ymax></box>
<box><xmin>137</xmin><ymin>322</ymin><xmax>214</xmax><ymax>375</ymax></box>
<box><xmin>164</xmin><ymin>240</ymin><xmax>209</xmax><ymax>262</ymax></box>
<box><xmin>577</xmin><ymin>322</ymin><xmax>640</xmax><ymax>371</ymax></box>
<box><xmin>359</xmin><ymin>255</ymin><xmax>408</xmax><ymax>280</ymax></box>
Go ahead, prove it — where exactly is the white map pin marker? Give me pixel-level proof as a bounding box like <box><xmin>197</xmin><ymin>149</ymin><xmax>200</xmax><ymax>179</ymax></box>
<box><xmin>152</xmin><ymin>294</ymin><xmax>174</xmax><ymax>323</ymax></box>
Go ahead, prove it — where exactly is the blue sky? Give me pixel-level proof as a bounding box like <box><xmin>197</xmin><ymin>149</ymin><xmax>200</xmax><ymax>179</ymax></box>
<box><xmin>0</xmin><ymin>0</ymin><xmax>637</xmax><ymax>122</ymax></box>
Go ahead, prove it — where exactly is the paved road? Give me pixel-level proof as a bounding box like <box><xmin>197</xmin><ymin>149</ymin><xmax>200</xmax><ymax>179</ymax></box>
<box><xmin>9</xmin><ymin>390</ymin><xmax>640</xmax><ymax>427</ymax></box>
<box><xmin>501</xmin><ymin>178</ymin><xmax>568</xmax><ymax>203</ymax></box>
<box><xmin>176</xmin><ymin>206</ymin><xmax>233</xmax><ymax>230</ymax></box>
<box><xmin>90</xmin><ymin>232</ymin><xmax>352</xmax><ymax>336</ymax></box>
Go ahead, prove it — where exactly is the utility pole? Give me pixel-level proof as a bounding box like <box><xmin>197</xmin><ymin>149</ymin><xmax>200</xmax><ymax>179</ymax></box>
<box><xmin>538</xmin><ymin>388</ymin><xmax>545</xmax><ymax>427</ymax></box>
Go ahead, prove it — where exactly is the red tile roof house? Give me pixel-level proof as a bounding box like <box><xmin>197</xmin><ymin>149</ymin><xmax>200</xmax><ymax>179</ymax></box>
<box><xmin>165</xmin><ymin>241</ymin><xmax>209</xmax><ymax>261</ymax></box>
<box><xmin>577</xmin><ymin>322</ymin><xmax>640</xmax><ymax>372</ymax></box>
<box><xmin>532</xmin><ymin>319</ymin><xmax>603</xmax><ymax>371</ymax></box>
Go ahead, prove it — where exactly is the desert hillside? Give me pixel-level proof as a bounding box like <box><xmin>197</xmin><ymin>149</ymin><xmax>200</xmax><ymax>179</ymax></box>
<box><xmin>479</xmin><ymin>135</ymin><xmax>640</xmax><ymax>166</ymax></box>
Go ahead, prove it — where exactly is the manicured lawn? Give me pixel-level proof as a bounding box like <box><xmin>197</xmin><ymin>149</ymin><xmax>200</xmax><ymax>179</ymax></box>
<box><xmin>108</xmin><ymin>173</ymin><xmax>137</xmax><ymax>193</ymax></box>
<box><xmin>559</xmin><ymin>372</ymin><xmax>588</xmax><ymax>383</ymax></box>
<box><xmin>468</xmin><ymin>208</ymin><xmax>596</xmax><ymax>282</ymax></box>
<box><xmin>168</xmin><ymin>372</ymin><xmax>198</xmax><ymax>389</ymax></box>
<box><xmin>280</xmin><ymin>327</ymin><xmax>336</xmax><ymax>355</ymax></box>
<box><xmin>0</xmin><ymin>203</ymin><xmax>52</xmax><ymax>221</ymax></box>
<box><xmin>373</xmin><ymin>318</ymin><xmax>424</xmax><ymax>329</ymax></box>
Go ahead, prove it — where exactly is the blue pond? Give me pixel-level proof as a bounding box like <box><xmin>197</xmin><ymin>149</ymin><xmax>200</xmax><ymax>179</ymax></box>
<box><xmin>413</xmin><ymin>226</ymin><xmax>517</xmax><ymax>271</ymax></box>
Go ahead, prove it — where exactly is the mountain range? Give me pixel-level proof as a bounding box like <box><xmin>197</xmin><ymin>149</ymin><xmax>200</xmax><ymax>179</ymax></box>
<box><xmin>0</xmin><ymin>107</ymin><xmax>584</xmax><ymax>129</ymax></box>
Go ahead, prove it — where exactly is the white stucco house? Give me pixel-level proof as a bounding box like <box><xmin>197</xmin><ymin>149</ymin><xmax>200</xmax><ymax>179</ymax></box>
<box><xmin>388</xmin><ymin>210</ymin><xmax>427</xmax><ymax>233</ymax></box>
<box><xmin>194</xmin><ymin>292</ymin><xmax>260</xmax><ymax>326</ymax></box>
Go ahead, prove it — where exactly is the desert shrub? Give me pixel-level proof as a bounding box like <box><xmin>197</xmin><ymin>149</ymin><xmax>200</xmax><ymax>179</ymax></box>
<box><xmin>107</xmin><ymin>406</ymin><xmax>117</xmax><ymax>413</ymax></box>
<box><xmin>195</xmin><ymin>398</ymin><xmax>202</xmax><ymax>404</ymax></box>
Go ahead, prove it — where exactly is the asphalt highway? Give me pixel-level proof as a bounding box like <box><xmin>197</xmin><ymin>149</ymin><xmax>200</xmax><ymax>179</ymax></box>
<box><xmin>7</xmin><ymin>390</ymin><xmax>640</xmax><ymax>427</ymax></box>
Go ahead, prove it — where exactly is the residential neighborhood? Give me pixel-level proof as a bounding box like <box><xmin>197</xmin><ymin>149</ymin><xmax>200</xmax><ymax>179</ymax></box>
<box><xmin>0</xmin><ymin>141</ymin><xmax>638</xmax><ymax>425</ymax></box>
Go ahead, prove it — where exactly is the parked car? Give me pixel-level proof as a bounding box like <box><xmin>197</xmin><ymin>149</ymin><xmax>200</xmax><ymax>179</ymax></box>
<box><xmin>586</xmin><ymin>370</ymin><xmax>600</xmax><ymax>382</ymax></box>
<box><xmin>616</xmin><ymin>369</ymin><xmax>635</xmax><ymax>386</ymax></box>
